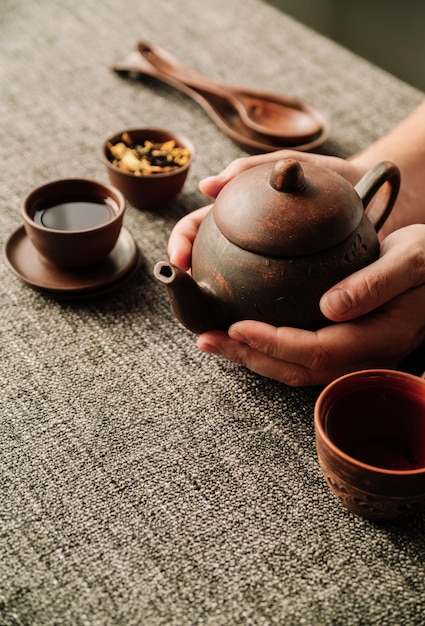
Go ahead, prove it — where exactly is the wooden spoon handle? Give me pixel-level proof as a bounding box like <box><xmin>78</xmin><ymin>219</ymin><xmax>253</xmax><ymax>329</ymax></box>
<box><xmin>136</xmin><ymin>42</ymin><xmax>235</xmax><ymax>101</ymax></box>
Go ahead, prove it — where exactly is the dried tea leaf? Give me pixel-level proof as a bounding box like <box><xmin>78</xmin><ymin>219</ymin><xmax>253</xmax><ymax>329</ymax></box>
<box><xmin>106</xmin><ymin>134</ymin><xmax>190</xmax><ymax>175</ymax></box>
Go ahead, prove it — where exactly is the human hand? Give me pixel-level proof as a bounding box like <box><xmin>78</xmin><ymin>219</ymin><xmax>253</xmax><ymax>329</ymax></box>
<box><xmin>167</xmin><ymin>204</ymin><xmax>212</xmax><ymax>270</ymax></box>
<box><xmin>196</xmin><ymin>225</ymin><xmax>425</xmax><ymax>387</ymax></box>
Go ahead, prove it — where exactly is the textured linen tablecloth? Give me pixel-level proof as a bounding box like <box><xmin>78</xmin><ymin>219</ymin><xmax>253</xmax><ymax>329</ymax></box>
<box><xmin>1</xmin><ymin>1</ymin><xmax>425</xmax><ymax>625</ymax></box>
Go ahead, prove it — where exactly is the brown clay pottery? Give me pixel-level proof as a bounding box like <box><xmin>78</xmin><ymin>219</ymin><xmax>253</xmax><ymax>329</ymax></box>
<box><xmin>135</xmin><ymin>42</ymin><xmax>324</xmax><ymax>143</ymax></box>
<box><xmin>22</xmin><ymin>178</ymin><xmax>126</xmax><ymax>269</ymax></box>
<box><xmin>154</xmin><ymin>159</ymin><xmax>400</xmax><ymax>333</ymax></box>
<box><xmin>315</xmin><ymin>369</ymin><xmax>425</xmax><ymax>521</ymax></box>
<box><xmin>102</xmin><ymin>127</ymin><xmax>194</xmax><ymax>210</ymax></box>
<box><xmin>113</xmin><ymin>42</ymin><xmax>331</xmax><ymax>153</ymax></box>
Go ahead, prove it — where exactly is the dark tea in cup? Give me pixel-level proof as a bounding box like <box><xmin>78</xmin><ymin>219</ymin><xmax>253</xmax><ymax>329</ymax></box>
<box><xmin>315</xmin><ymin>369</ymin><xmax>425</xmax><ymax>521</ymax></box>
<box><xmin>22</xmin><ymin>178</ymin><xmax>126</xmax><ymax>269</ymax></box>
<box><xmin>324</xmin><ymin>383</ymin><xmax>425</xmax><ymax>471</ymax></box>
<box><xmin>33</xmin><ymin>200</ymin><xmax>117</xmax><ymax>231</ymax></box>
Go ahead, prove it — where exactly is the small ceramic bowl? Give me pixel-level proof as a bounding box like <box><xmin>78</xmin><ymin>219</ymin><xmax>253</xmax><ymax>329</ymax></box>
<box><xmin>22</xmin><ymin>178</ymin><xmax>126</xmax><ymax>269</ymax></box>
<box><xmin>314</xmin><ymin>369</ymin><xmax>425</xmax><ymax>521</ymax></box>
<box><xmin>102</xmin><ymin>127</ymin><xmax>194</xmax><ymax>210</ymax></box>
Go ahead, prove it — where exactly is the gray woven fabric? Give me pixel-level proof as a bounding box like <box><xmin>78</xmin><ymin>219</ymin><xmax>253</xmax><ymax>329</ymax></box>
<box><xmin>1</xmin><ymin>1</ymin><xmax>425</xmax><ymax>625</ymax></box>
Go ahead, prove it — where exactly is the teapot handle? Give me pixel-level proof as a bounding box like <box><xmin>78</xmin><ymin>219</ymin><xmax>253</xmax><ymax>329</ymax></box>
<box><xmin>354</xmin><ymin>161</ymin><xmax>400</xmax><ymax>233</ymax></box>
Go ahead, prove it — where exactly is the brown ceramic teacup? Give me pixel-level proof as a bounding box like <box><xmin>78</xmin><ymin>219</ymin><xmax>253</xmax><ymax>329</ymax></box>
<box><xmin>314</xmin><ymin>369</ymin><xmax>425</xmax><ymax>521</ymax></box>
<box><xmin>22</xmin><ymin>178</ymin><xmax>126</xmax><ymax>268</ymax></box>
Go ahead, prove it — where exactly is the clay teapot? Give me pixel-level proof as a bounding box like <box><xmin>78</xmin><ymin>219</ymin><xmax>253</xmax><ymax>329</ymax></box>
<box><xmin>154</xmin><ymin>158</ymin><xmax>400</xmax><ymax>333</ymax></box>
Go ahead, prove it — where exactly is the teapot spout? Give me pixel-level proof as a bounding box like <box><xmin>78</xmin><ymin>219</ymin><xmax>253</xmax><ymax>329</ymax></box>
<box><xmin>153</xmin><ymin>261</ymin><xmax>227</xmax><ymax>334</ymax></box>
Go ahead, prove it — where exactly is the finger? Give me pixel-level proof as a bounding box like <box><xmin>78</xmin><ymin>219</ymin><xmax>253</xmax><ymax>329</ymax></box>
<box><xmin>197</xmin><ymin>330</ymin><xmax>316</xmax><ymax>385</ymax></box>
<box><xmin>321</xmin><ymin>225</ymin><xmax>425</xmax><ymax>321</ymax></box>
<box><xmin>197</xmin><ymin>327</ymin><xmax>393</xmax><ymax>387</ymax></box>
<box><xmin>198</xmin><ymin>150</ymin><xmax>306</xmax><ymax>198</ymax></box>
<box><xmin>198</xmin><ymin>151</ymin><xmax>360</xmax><ymax>199</ymax></box>
<box><xmin>228</xmin><ymin>306</ymin><xmax>414</xmax><ymax>374</ymax></box>
<box><xmin>228</xmin><ymin>320</ymin><xmax>367</xmax><ymax>371</ymax></box>
<box><xmin>167</xmin><ymin>205</ymin><xmax>212</xmax><ymax>269</ymax></box>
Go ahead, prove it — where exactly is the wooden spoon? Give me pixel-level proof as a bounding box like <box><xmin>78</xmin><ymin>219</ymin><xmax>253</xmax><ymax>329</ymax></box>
<box><xmin>136</xmin><ymin>42</ymin><xmax>323</xmax><ymax>142</ymax></box>
<box><xmin>113</xmin><ymin>46</ymin><xmax>331</xmax><ymax>153</ymax></box>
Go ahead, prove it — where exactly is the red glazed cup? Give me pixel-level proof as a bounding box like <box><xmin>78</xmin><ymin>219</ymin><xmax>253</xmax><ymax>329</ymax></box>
<box><xmin>314</xmin><ymin>369</ymin><xmax>425</xmax><ymax>521</ymax></box>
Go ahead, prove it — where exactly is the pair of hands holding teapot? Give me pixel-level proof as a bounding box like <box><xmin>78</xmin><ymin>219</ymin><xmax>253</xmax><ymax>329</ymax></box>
<box><xmin>168</xmin><ymin>101</ymin><xmax>425</xmax><ymax>386</ymax></box>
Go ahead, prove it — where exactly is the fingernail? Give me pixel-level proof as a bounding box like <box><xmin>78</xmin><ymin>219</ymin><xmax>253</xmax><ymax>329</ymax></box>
<box><xmin>199</xmin><ymin>342</ymin><xmax>221</xmax><ymax>354</ymax></box>
<box><xmin>199</xmin><ymin>173</ymin><xmax>229</xmax><ymax>197</ymax></box>
<box><xmin>228</xmin><ymin>328</ymin><xmax>250</xmax><ymax>344</ymax></box>
<box><xmin>199</xmin><ymin>173</ymin><xmax>226</xmax><ymax>188</ymax></box>
<box><xmin>199</xmin><ymin>175</ymin><xmax>215</xmax><ymax>186</ymax></box>
<box><xmin>322</xmin><ymin>288</ymin><xmax>353</xmax><ymax>317</ymax></box>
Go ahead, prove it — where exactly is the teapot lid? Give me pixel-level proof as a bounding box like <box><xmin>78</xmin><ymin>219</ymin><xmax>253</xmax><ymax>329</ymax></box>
<box><xmin>213</xmin><ymin>159</ymin><xmax>364</xmax><ymax>256</ymax></box>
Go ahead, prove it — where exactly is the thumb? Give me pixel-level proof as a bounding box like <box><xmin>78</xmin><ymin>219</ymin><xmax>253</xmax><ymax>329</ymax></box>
<box><xmin>320</xmin><ymin>227</ymin><xmax>424</xmax><ymax>321</ymax></box>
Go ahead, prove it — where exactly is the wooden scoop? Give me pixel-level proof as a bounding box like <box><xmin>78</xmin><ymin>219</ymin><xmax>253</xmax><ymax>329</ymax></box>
<box><xmin>136</xmin><ymin>42</ymin><xmax>322</xmax><ymax>143</ymax></box>
<box><xmin>113</xmin><ymin>43</ymin><xmax>331</xmax><ymax>153</ymax></box>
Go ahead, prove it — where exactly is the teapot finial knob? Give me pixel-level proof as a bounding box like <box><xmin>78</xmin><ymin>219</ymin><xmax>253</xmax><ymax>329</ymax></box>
<box><xmin>270</xmin><ymin>158</ymin><xmax>305</xmax><ymax>193</ymax></box>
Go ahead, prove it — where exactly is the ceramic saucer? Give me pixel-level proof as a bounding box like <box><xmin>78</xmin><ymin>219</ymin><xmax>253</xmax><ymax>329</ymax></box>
<box><xmin>3</xmin><ymin>226</ymin><xmax>140</xmax><ymax>297</ymax></box>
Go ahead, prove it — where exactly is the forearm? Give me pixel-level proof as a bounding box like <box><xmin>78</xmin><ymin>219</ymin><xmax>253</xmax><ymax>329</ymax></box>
<box><xmin>353</xmin><ymin>100</ymin><xmax>425</xmax><ymax>172</ymax></box>
<box><xmin>350</xmin><ymin>100</ymin><xmax>425</xmax><ymax>233</ymax></box>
